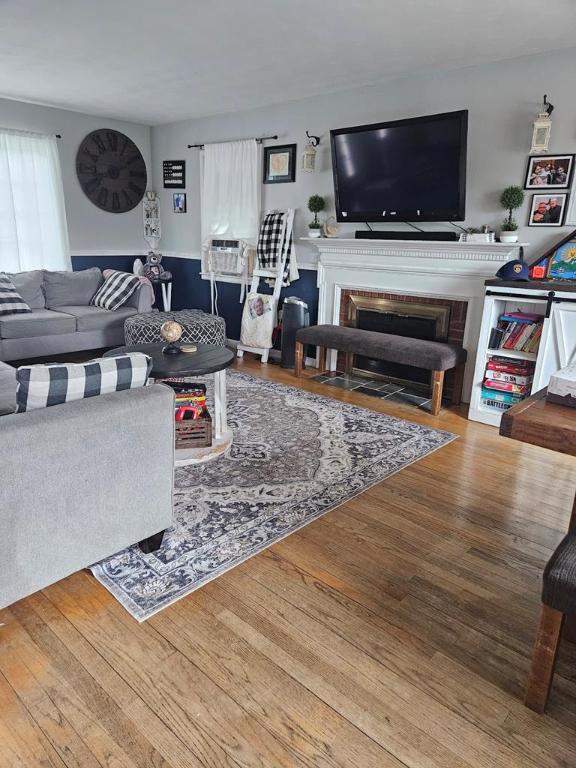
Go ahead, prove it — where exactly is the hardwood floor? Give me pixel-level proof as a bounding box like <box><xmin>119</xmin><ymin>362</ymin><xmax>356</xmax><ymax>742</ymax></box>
<box><xmin>2</xmin><ymin>356</ymin><xmax>576</xmax><ymax>767</ymax></box>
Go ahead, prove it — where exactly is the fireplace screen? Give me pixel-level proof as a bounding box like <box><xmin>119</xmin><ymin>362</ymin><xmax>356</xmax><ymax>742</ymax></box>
<box><xmin>348</xmin><ymin>296</ymin><xmax>451</xmax><ymax>386</ymax></box>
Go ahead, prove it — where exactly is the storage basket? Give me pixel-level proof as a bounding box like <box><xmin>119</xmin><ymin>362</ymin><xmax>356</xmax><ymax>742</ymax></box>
<box><xmin>175</xmin><ymin>410</ymin><xmax>212</xmax><ymax>450</ymax></box>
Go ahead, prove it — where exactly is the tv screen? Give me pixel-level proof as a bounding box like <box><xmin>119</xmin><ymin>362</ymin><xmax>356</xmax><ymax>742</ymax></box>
<box><xmin>330</xmin><ymin>110</ymin><xmax>468</xmax><ymax>223</ymax></box>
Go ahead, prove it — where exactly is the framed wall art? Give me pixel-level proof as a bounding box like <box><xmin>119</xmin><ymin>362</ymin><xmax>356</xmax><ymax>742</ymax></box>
<box><xmin>263</xmin><ymin>144</ymin><xmax>296</xmax><ymax>184</ymax></box>
<box><xmin>528</xmin><ymin>193</ymin><xmax>568</xmax><ymax>227</ymax></box>
<box><xmin>173</xmin><ymin>192</ymin><xmax>187</xmax><ymax>213</ymax></box>
<box><xmin>524</xmin><ymin>154</ymin><xmax>574</xmax><ymax>190</ymax></box>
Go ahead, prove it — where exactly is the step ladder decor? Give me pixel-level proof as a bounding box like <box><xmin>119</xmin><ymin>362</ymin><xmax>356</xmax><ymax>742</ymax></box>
<box><xmin>237</xmin><ymin>209</ymin><xmax>297</xmax><ymax>363</ymax></box>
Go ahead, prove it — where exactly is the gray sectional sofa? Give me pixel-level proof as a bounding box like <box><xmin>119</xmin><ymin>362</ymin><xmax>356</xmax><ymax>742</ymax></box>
<box><xmin>0</xmin><ymin>359</ymin><xmax>174</xmax><ymax>609</ymax></box>
<box><xmin>0</xmin><ymin>267</ymin><xmax>153</xmax><ymax>361</ymax></box>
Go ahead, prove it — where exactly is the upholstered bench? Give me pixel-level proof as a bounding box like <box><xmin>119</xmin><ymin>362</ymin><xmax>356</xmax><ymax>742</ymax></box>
<box><xmin>125</xmin><ymin>310</ymin><xmax>226</xmax><ymax>347</ymax></box>
<box><xmin>295</xmin><ymin>324</ymin><xmax>467</xmax><ymax>415</ymax></box>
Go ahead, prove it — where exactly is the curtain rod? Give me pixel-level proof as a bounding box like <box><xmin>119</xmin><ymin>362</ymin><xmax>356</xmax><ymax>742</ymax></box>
<box><xmin>187</xmin><ymin>134</ymin><xmax>278</xmax><ymax>149</ymax></box>
<box><xmin>0</xmin><ymin>127</ymin><xmax>62</xmax><ymax>138</ymax></box>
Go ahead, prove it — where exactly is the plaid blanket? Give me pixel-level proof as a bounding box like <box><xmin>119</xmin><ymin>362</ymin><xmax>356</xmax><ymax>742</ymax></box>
<box><xmin>256</xmin><ymin>211</ymin><xmax>295</xmax><ymax>285</ymax></box>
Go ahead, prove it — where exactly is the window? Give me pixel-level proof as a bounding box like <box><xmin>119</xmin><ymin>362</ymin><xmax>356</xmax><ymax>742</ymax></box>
<box><xmin>0</xmin><ymin>128</ymin><xmax>70</xmax><ymax>272</ymax></box>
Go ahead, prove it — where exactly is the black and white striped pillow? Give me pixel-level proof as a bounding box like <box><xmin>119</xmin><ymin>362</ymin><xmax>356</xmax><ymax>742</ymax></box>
<box><xmin>0</xmin><ymin>272</ymin><xmax>32</xmax><ymax>316</ymax></box>
<box><xmin>16</xmin><ymin>353</ymin><xmax>152</xmax><ymax>412</ymax></box>
<box><xmin>90</xmin><ymin>270</ymin><xmax>141</xmax><ymax>311</ymax></box>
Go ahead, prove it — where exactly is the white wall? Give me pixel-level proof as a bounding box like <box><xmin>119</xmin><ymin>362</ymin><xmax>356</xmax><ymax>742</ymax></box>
<box><xmin>152</xmin><ymin>48</ymin><xmax>576</xmax><ymax>262</ymax></box>
<box><xmin>0</xmin><ymin>98</ymin><xmax>151</xmax><ymax>254</ymax></box>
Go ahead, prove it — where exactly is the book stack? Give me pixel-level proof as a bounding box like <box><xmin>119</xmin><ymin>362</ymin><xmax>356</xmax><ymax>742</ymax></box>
<box><xmin>163</xmin><ymin>381</ymin><xmax>207</xmax><ymax>418</ymax></box>
<box><xmin>488</xmin><ymin>311</ymin><xmax>543</xmax><ymax>354</ymax></box>
<box><xmin>481</xmin><ymin>356</ymin><xmax>535</xmax><ymax>411</ymax></box>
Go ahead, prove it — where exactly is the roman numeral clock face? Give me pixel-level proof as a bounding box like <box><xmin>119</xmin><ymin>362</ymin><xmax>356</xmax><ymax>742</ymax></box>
<box><xmin>76</xmin><ymin>129</ymin><xmax>147</xmax><ymax>213</ymax></box>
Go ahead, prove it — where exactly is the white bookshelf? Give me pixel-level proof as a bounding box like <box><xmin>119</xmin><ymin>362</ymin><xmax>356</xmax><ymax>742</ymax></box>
<box><xmin>468</xmin><ymin>283</ymin><xmax>576</xmax><ymax>427</ymax></box>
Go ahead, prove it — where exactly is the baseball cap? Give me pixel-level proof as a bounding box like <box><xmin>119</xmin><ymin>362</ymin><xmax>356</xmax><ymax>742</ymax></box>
<box><xmin>496</xmin><ymin>259</ymin><xmax>530</xmax><ymax>281</ymax></box>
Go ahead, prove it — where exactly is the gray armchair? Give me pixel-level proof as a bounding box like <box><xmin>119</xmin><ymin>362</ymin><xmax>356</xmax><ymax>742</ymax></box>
<box><xmin>0</xmin><ymin>362</ymin><xmax>174</xmax><ymax>610</ymax></box>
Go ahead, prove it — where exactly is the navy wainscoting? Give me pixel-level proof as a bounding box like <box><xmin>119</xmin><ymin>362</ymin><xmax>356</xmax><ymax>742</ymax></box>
<box><xmin>71</xmin><ymin>255</ymin><xmax>319</xmax><ymax>342</ymax></box>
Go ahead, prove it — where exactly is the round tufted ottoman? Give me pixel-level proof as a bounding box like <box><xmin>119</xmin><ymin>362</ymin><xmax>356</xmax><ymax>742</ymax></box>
<box><xmin>124</xmin><ymin>310</ymin><xmax>226</xmax><ymax>346</ymax></box>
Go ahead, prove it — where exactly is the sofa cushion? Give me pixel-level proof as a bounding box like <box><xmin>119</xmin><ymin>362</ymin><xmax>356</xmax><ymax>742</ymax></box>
<box><xmin>0</xmin><ymin>309</ymin><xmax>76</xmax><ymax>339</ymax></box>
<box><xmin>0</xmin><ymin>273</ymin><xmax>31</xmax><ymax>316</ymax></box>
<box><xmin>0</xmin><ymin>361</ymin><xmax>16</xmax><ymax>416</ymax></box>
<box><xmin>91</xmin><ymin>270</ymin><xmax>141</xmax><ymax>311</ymax></box>
<box><xmin>44</xmin><ymin>268</ymin><xmax>103</xmax><ymax>308</ymax></box>
<box><xmin>58</xmin><ymin>304</ymin><xmax>137</xmax><ymax>332</ymax></box>
<box><xmin>8</xmin><ymin>270</ymin><xmax>45</xmax><ymax>309</ymax></box>
<box><xmin>16</xmin><ymin>353</ymin><xmax>152</xmax><ymax>412</ymax></box>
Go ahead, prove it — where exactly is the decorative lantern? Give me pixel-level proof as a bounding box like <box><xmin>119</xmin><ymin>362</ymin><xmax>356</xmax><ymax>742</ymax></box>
<box><xmin>302</xmin><ymin>131</ymin><xmax>320</xmax><ymax>173</ymax></box>
<box><xmin>530</xmin><ymin>95</ymin><xmax>554</xmax><ymax>154</ymax></box>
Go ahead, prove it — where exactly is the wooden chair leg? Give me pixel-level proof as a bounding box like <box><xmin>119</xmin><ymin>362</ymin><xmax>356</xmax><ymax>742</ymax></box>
<box><xmin>345</xmin><ymin>351</ymin><xmax>354</xmax><ymax>375</ymax></box>
<box><xmin>430</xmin><ymin>370</ymin><xmax>444</xmax><ymax>415</ymax></box>
<box><xmin>317</xmin><ymin>346</ymin><xmax>326</xmax><ymax>373</ymax></box>
<box><xmin>451</xmin><ymin>363</ymin><xmax>466</xmax><ymax>405</ymax></box>
<box><xmin>294</xmin><ymin>341</ymin><xmax>304</xmax><ymax>377</ymax></box>
<box><xmin>525</xmin><ymin>605</ymin><xmax>564</xmax><ymax>714</ymax></box>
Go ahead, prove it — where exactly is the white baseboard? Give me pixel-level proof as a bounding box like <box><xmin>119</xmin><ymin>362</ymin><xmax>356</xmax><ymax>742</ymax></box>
<box><xmin>227</xmin><ymin>338</ymin><xmax>316</xmax><ymax>367</ymax></box>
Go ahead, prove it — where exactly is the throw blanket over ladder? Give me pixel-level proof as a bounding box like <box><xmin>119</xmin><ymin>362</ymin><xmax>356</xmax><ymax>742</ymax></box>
<box><xmin>237</xmin><ymin>209</ymin><xmax>297</xmax><ymax>363</ymax></box>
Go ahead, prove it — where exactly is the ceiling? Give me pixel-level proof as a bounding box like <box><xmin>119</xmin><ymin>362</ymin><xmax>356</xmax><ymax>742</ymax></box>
<box><xmin>1</xmin><ymin>0</ymin><xmax>575</xmax><ymax>126</ymax></box>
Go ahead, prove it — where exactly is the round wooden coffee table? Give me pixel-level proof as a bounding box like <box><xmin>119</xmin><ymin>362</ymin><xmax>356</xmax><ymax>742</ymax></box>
<box><xmin>104</xmin><ymin>343</ymin><xmax>235</xmax><ymax>466</ymax></box>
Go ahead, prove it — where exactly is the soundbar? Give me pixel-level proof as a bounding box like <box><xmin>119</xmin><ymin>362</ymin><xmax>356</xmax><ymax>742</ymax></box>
<box><xmin>355</xmin><ymin>230</ymin><xmax>459</xmax><ymax>242</ymax></box>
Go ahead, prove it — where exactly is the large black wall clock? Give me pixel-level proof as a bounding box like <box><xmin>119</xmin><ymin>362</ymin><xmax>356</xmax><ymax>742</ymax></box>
<box><xmin>76</xmin><ymin>129</ymin><xmax>147</xmax><ymax>213</ymax></box>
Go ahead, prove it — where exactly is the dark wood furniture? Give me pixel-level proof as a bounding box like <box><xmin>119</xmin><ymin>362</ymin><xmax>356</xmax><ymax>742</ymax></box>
<box><xmin>501</xmin><ymin>388</ymin><xmax>576</xmax><ymax>713</ymax></box>
<box><xmin>103</xmin><ymin>342</ymin><xmax>235</xmax><ymax>378</ymax></box>
<box><xmin>294</xmin><ymin>324</ymin><xmax>466</xmax><ymax>416</ymax></box>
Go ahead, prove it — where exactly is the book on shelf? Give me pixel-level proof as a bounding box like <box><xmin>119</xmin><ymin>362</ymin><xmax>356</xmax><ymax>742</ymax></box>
<box><xmin>481</xmin><ymin>355</ymin><xmax>536</xmax><ymax>411</ymax></box>
<box><xmin>489</xmin><ymin>311</ymin><xmax>543</xmax><ymax>354</ymax></box>
<box><xmin>483</xmin><ymin>379</ymin><xmax>529</xmax><ymax>395</ymax></box>
<box><xmin>485</xmin><ymin>369</ymin><xmax>533</xmax><ymax>385</ymax></box>
<box><xmin>481</xmin><ymin>386</ymin><xmax>523</xmax><ymax>405</ymax></box>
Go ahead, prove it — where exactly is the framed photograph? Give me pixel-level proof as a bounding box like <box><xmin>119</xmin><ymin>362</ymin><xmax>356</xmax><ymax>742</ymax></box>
<box><xmin>524</xmin><ymin>154</ymin><xmax>574</xmax><ymax>190</ymax></box>
<box><xmin>547</xmin><ymin>240</ymin><xmax>576</xmax><ymax>280</ymax></box>
<box><xmin>173</xmin><ymin>192</ymin><xmax>186</xmax><ymax>213</ymax></box>
<box><xmin>263</xmin><ymin>144</ymin><xmax>296</xmax><ymax>184</ymax></box>
<box><xmin>528</xmin><ymin>193</ymin><xmax>568</xmax><ymax>227</ymax></box>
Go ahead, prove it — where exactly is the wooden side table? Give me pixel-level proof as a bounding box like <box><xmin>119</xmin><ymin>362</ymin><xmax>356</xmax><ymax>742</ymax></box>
<box><xmin>501</xmin><ymin>388</ymin><xmax>576</xmax><ymax>711</ymax></box>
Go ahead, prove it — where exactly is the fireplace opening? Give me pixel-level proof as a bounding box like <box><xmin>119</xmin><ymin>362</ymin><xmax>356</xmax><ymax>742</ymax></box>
<box><xmin>355</xmin><ymin>309</ymin><xmax>438</xmax><ymax>385</ymax></box>
<box><xmin>348</xmin><ymin>295</ymin><xmax>451</xmax><ymax>389</ymax></box>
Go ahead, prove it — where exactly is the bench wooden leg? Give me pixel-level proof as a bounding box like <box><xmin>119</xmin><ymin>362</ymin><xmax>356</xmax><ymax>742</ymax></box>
<box><xmin>345</xmin><ymin>351</ymin><xmax>354</xmax><ymax>376</ymax></box>
<box><xmin>295</xmin><ymin>341</ymin><xmax>304</xmax><ymax>377</ymax></box>
<box><xmin>317</xmin><ymin>346</ymin><xmax>326</xmax><ymax>373</ymax></box>
<box><xmin>430</xmin><ymin>370</ymin><xmax>444</xmax><ymax>416</ymax></box>
<box><xmin>451</xmin><ymin>362</ymin><xmax>466</xmax><ymax>405</ymax></box>
<box><xmin>525</xmin><ymin>605</ymin><xmax>564</xmax><ymax>714</ymax></box>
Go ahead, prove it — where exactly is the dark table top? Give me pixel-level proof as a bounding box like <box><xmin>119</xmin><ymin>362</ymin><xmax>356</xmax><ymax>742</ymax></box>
<box><xmin>485</xmin><ymin>279</ymin><xmax>576</xmax><ymax>292</ymax></box>
<box><xmin>104</xmin><ymin>343</ymin><xmax>235</xmax><ymax>378</ymax></box>
<box><xmin>500</xmin><ymin>387</ymin><xmax>576</xmax><ymax>457</ymax></box>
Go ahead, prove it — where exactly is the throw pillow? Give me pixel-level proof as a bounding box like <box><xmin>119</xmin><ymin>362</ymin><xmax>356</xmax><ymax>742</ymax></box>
<box><xmin>0</xmin><ymin>272</ymin><xmax>32</xmax><ymax>316</ymax></box>
<box><xmin>16</xmin><ymin>352</ymin><xmax>152</xmax><ymax>412</ymax></box>
<box><xmin>90</xmin><ymin>270</ymin><xmax>141</xmax><ymax>311</ymax></box>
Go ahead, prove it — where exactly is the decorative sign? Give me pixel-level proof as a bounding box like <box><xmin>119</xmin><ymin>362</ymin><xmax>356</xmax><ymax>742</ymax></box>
<box><xmin>163</xmin><ymin>160</ymin><xmax>186</xmax><ymax>189</ymax></box>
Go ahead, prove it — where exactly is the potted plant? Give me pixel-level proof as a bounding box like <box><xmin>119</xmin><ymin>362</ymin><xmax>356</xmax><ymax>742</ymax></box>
<box><xmin>499</xmin><ymin>186</ymin><xmax>525</xmax><ymax>244</ymax></box>
<box><xmin>307</xmin><ymin>194</ymin><xmax>325</xmax><ymax>238</ymax></box>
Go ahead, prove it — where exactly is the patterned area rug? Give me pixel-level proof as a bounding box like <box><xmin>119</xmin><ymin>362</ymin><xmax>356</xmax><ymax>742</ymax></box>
<box><xmin>92</xmin><ymin>371</ymin><xmax>456</xmax><ymax>621</ymax></box>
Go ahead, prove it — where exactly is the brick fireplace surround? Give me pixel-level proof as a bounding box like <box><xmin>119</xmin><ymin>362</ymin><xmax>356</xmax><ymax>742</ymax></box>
<box><xmin>337</xmin><ymin>289</ymin><xmax>468</xmax><ymax>397</ymax></box>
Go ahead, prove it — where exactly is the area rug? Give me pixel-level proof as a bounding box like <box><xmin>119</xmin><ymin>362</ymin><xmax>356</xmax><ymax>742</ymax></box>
<box><xmin>91</xmin><ymin>371</ymin><xmax>456</xmax><ymax>620</ymax></box>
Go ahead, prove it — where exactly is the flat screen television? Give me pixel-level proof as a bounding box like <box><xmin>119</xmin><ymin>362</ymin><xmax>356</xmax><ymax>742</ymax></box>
<box><xmin>330</xmin><ymin>110</ymin><xmax>468</xmax><ymax>223</ymax></box>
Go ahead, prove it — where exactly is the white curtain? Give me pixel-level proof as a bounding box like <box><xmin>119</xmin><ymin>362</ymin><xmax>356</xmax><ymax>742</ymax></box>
<box><xmin>201</xmin><ymin>139</ymin><xmax>260</xmax><ymax>245</ymax></box>
<box><xmin>0</xmin><ymin>128</ymin><xmax>71</xmax><ymax>272</ymax></box>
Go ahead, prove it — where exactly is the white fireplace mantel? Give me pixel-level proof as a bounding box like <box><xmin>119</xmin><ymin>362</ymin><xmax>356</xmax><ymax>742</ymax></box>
<box><xmin>303</xmin><ymin>237</ymin><xmax>527</xmax><ymax>401</ymax></box>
